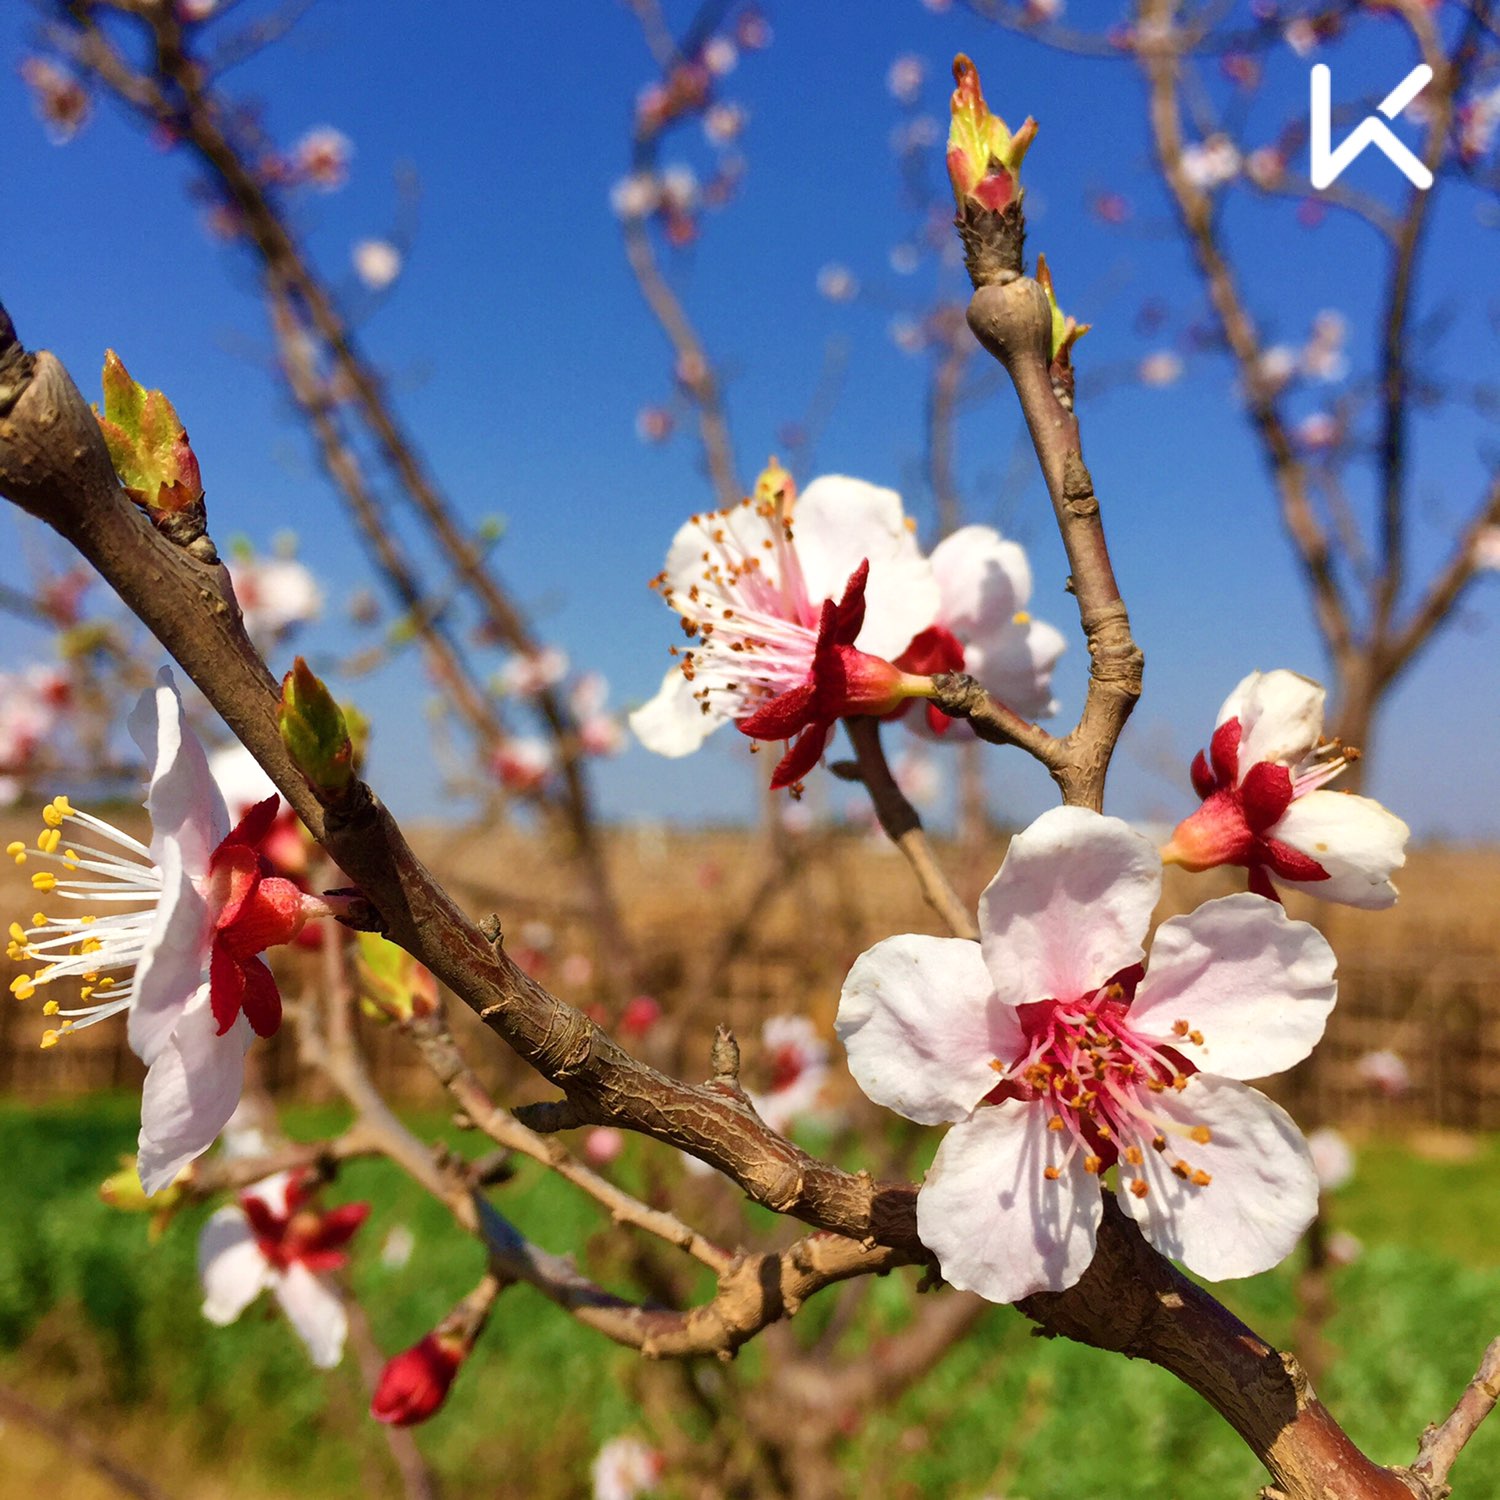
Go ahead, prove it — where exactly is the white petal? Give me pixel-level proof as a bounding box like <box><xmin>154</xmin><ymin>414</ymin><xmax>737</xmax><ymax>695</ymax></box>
<box><xmin>1117</xmin><ymin>1075</ymin><xmax>1317</xmax><ymax>1280</ymax></box>
<box><xmin>128</xmin><ymin>666</ymin><xmax>231</xmax><ymax>875</ymax></box>
<box><xmin>629</xmin><ymin>666</ymin><xmax>723</xmax><ymax>756</ymax></box>
<box><xmin>917</xmin><ymin>1102</ymin><xmax>1102</xmax><ymax>1303</ymax></box>
<box><xmin>929</xmin><ymin>526</ymin><xmax>1031</xmax><ymax>636</ymax></box>
<box><xmin>1271</xmin><ymin>791</ymin><xmax>1409</xmax><ymax>908</ymax></box>
<box><xmin>793</xmin><ymin>476</ymin><xmax>939</xmax><ymax>658</ymax></box>
<box><xmin>979</xmin><ymin>807</ymin><xmax>1160</xmax><ymax>1008</ymax></box>
<box><xmin>837</xmin><ymin>934</ymin><xmax>1021</xmax><ymax>1125</ymax></box>
<box><xmin>136</xmin><ymin>987</ymin><xmax>252</xmax><ymax>1195</ymax></box>
<box><xmin>198</xmin><ymin>1207</ymin><xmax>271</xmax><ymax>1325</ymax></box>
<box><xmin>273</xmin><ymin>1262</ymin><xmax>348</xmax><ymax>1368</ymax></box>
<box><xmin>208</xmin><ymin>744</ymin><xmax>281</xmax><ymax>817</ymax></box>
<box><xmin>1220</xmin><ymin>669</ymin><xmax>1324</xmax><ymax>772</ymax></box>
<box><xmin>966</xmin><ymin>616</ymin><xmax>1067</xmax><ymax>721</ymax></box>
<box><xmin>1128</xmin><ymin>894</ymin><xmax>1336</xmax><ymax>1080</ymax></box>
<box><xmin>127</xmin><ymin>836</ymin><xmax>210</xmax><ymax>1066</ymax></box>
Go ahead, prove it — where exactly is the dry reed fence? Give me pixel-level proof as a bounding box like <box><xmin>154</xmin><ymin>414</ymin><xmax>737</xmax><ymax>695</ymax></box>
<box><xmin>3</xmin><ymin>807</ymin><xmax>1497</xmax><ymax>1130</ymax></box>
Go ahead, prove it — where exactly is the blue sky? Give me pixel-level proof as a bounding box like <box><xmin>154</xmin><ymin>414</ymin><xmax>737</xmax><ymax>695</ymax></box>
<box><xmin>2</xmin><ymin>1</ymin><xmax>1496</xmax><ymax>839</ymax></box>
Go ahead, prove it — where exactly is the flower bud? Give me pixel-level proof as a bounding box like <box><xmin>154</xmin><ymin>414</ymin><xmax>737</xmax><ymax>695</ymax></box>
<box><xmin>94</xmin><ymin>350</ymin><xmax>205</xmax><ymax>513</ymax></box>
<box><xmin>1034</xmin><ymin>254</ymin><xmax>1091</xmax><ymax>368</ymax></box>
<box><xmin>279</xmin><ymin>658</ymin><xmax>355</xmax><ymax>796</ymax></box>
<box><xmin>371</xmin><ymin>1330</ymin><xmax>468</xmax><ymax>1426</ymax></box>
<box><xmin>100</xmin><ymin>1154</ymin><xmax>188</xmax><ymax>1212</ymax></box>
<box><xmin>355</xmin><ymin>931</ymin><xmax>438</xmax><ymax>1023</ymax></box>
<box><xmin>946</xmin><ymin>54</ymin><xmax>1037</xmax><ymax>213</ymax></box>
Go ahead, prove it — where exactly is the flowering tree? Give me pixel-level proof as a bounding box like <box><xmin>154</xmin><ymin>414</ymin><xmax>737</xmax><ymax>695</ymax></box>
<box><xmin>2</xmin><ymin>7</ymin><xmax>1499</xmax><ymax>1500</ymax></box>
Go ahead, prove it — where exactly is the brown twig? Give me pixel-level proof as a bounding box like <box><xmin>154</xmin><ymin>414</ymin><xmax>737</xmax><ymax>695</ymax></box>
<box><xmin>1410</xmin><ymin>1336</ymin><xmax>1500</xmax><ymax>1497</ymax></box>
<box><xmin>0</xmin><ymin>1381</ymin><xmax>176</xmax><ymax>1500</ymax></box>
<box><xmin>343</xmin><ymin>1297</ymin><xmax>443</xmax><ymax>1500</ymax></box>
<box><xmin>408</xmin><ymin>1008</ymin><xmax>735</xmax><ymax>1274</ymax></box>
<box><xmin>844</xmin><ymin>716</ymin><xmax>978</xmax><ymax>940</ymax></box>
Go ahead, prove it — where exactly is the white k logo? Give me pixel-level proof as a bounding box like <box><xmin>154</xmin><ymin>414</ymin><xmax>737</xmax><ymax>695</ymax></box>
<box><xmin>1309</xmin><ymin>63</ymin><xmax>1433</xmax><ymax>190</ymax></box>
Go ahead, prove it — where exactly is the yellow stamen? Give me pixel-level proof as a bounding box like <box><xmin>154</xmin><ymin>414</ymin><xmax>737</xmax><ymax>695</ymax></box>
<box><xmin>40</xmin><ymin>1030</ymin><xmax>60</xmax><ymax>1049</ymax></box>
<box><xmin>42</xmin><ymin>1000</ymin><xmax>58</xmax><ymax>1016</ymax></box>
<box><xmin>31</xmin><ymin>872</ymin><xmax>56</xmax><ymax>892</ymax></box>
<box><xmin>10</xmin><ymin>976</ymin><xmax>35</xmax><ymax>1000</ymax></box>
<box><xmin>1190</xmin><ymin>1125</ymin><xmax>1212</xmax><ymax>1145</ymax></box>
<box><xmin>43</xmin><ymin>796</ymin><xmax>73</xmax><ymax>827</ymax></box>
<box><xmin>1191</xmin><ymin>1170</ymin><xmax>1212</xmax><ymax>1187</ymax></box>
<box><xmin>1129</xmin><ymin>1178</ymin><xmax>1149</xmax><ymax>1198</ymax></box>
<box><xmin>1043</xmin><ymin>1166</ymin><xmax>1061</xmax><ymax>1181</ymax></box>
<box><xmin>1012</xmin><ymin>610</ymin><xmax>1031</xmax><ymax>625</ymax></box>
<box><xmin>7</xmin><ymin>842</ymin><xmax>26</xmax><ymax>864</ymax></box>
<box><xmin>37</xmin><ymin>828</ymin><xmax>61</xmax><ymax>855</ymax></box>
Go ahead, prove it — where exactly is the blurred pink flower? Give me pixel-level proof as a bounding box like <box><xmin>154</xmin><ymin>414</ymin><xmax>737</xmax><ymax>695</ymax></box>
<box><xmin>292</xmin><ymin>126</ymin><xmax>353</xmax><ymax>191</ymax></box>
<box><xmin>200</xmin><ymin>1169</ymin><xmax>367</xmax><ymax>1367</ymax></box>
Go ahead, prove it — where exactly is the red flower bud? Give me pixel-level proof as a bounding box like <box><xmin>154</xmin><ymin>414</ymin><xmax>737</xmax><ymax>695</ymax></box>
<box><xmin>371</xmin><ymin>1332</ymin><xmax>467</xmax><ymax>1427</ymax></box>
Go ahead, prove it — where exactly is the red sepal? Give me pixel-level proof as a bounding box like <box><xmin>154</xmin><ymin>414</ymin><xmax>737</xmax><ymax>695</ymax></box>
<box><xmin>1208</xmin><ymin>718</ymin><xmax>1241</xmax><ymax>787</ymax></box>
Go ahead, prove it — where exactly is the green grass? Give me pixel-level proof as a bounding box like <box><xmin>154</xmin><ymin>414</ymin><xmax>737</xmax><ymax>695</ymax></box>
<box><xmin>2</xmin><ymin>1098</ymin><xmax>1498</xmax><ymax>1499</ymax></box>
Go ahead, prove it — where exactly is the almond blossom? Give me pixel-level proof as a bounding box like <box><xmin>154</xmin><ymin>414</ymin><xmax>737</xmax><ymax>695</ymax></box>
<box><xmin>893</xmin><ymin>524</ymin><xmax>1065</xmax><ymax>736</ymax></box>
<box><xmin>1162</xmin><ymin>670</ymin><xmax>1409</xmax><ymax>908</ymax></box>
<box><xmin>592</xmin><ymin>1435</ymin><xmax>664</xmax><ymax>1500</ymax></box>
<box><xmin>5</xmin><ymin>669</ymin><xmax>356</xmax><ymax>1191</ymax></box>
<box><xmin>630</xmin><ymin>467</ymin><xmax>940</xmax><ymax>787</ymax></box>
<box><xmin>199</xmin><ymin>1169</ymin><xmax>368</xmax><ymax>1368</ymax></box>
<box><xmin>753</xmin><ymin>1014</ymin><xmax>831</xmax><ymax>1132</ymax></box>
<box><xmin>837</xmin><ymin>806</ymin><xmax>1336</xmax><ymax>1304</ymax></box>
<box><xmin>227</xmin><ymin>550</ymin><xmax>322</xmax><ymax>642</ymax></box>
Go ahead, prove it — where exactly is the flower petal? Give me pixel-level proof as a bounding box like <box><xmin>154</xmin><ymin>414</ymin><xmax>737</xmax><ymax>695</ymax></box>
<box><xmin>1117</xmin><ymin>1074</ymin><xmax>1317</xmax><ymax>1280</ymax></box>
<box><xmin>1220</xmin><ymin>670</ymin><xmax>1324</xmax><ymax>773</ymax></box>
<box><xmin>1271</xmin><ymin>790</ymin><xmax>1409</xmax><ymax>909</ymax></box>
<box><xmin>128</xmin><ymin>666</ymin><xmax>231</xmax><ymax>874</ymax></box>
<box><xmin>930</xmin><ymin>525</ymin><xmax>1031</xmax><ymax>630</ymax></box>
<box><xmin>1128</xmin><ymin>894</ymin><xmax>1336</xmax><ymax>1080</ymax></box>
<box><xmin>136</xmin><ymin>986</ymin><xmax>253</xmax><ymax>1194</ymax></box>
<box><xmin>629</xmin><ymin>665</ymin><xmax>722</xmax><ymax>757</ymax></box>
<box><xmin>837</xmin><ymin>934</ymin><xmax>1021</xmax><ymax>1125</ymax></box>
<box><xmin>793</xmin><ymin>476</ymin><xmax>939</xmax><ymax>659</ymax></box>
<box><xmin>966</xmin><ymin>616</ymin><xmax>1067</xmax><ymax>721</ymax></box>
<box><xmin>917</xmin><ymin>1101</ymin><xmax>1102</xmax><ymax>1303</ymax></box>
<box><xmin>198</xmin><ymin>1206</ymin><xmax>271</xmax><ymax>1325</ymax></box>
<box><xmin>273</xmin><ymin>1261</ymin><xmax>348</xmax><ymax>1368</ymax></box>
<box><xmin>979</xmin><ymin>807</ymin><xmax>1160</xmax><ymax>1007</ymax></box>
<box><xmin>127</xmin><ymin>835</ymin><xmax>210</xmax><ymax>1066</ymax></box>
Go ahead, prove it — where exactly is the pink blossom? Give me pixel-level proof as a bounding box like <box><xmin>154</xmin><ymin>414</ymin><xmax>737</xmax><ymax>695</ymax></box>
<box><xmin>754</xmin><ymin>1015</ymin><xmax>831</xmax><ymax>1132</ymax></box>
<box><xmin>887</xmin><ymin>54</ymin><xmax>927</xmax><ymax>105</ymax></box>
<box><xmin>704</xmin><ymin>102</ymin><xmax>746</xmax><ymax>144</ymax></box>
<box><xmin>735</xmin><ymin>562</ymin><xmax>938</xmax><ymax>789</ymax></box>
<box><xmin>1180</xmin><ymin>136</ymin><xmax>1240</xmax><ymax>191</ymax></box>
<box><xmin>199</xmin><ymin>1169</ymin><xmax>368</xmax><ymax>1367</ymax></box>
<box><xmin>228</xmin><ymin>551</ymin><xmax>323</xmax><ymax>641</ymax></box>
<box><xmin>584</xmin><ymin>1128</ymin><xmax>626</xmax><ymax>1166</ymax></box>
<box><xmin>592</xmin><ymin>1435</ymin><xmax>664</xmax><ymax>1500</ymax></box>
<box><xmin>1163</xmin><ymin>669</ymin><xmax>1409</xmax><ymax>907</ymax></box>
<box><xmin>497</xmin><ymin>646</ymin><xmax>569</xmax><ymax>699</ymax></box>
<box><xmin>20</xmin><ymin>58</ymin><xmax>89</xmax><ymax>144</ymax></box>
<box><xmin>1296</xmin><ymin>411</ymin><xmax>1340</xmax><ymax>451</ymax></box>
<box><xmin>635</xmin><ymin>406</ymin><xmax>674</xmax><ymax>444</ymax></box>
<box><xmin>1246</xmin><ymin>147</ymin><xmax>1285</xmax><ymax>189</ymax></box>
<box><xmin>1327</xmin><ymin>1230</ymin><xmax>1363</xmax><ymax>1265</ymax></box>
<box><xmin>6</xmin><ymin>671</ymin><xmax>355</xmax><ymax>1191</ymax></box>
<box><xmin>570</xmin><ymin>673</ymin><xmax>625</xmax><ymax>756</ymax></box>
<box><xmin>1138</xmin><ymin>350</ymin><xmax>1184</xmax><ymax>388</ymax></box>
<box><xmin>353</xmin><ymin>239</ymin><xmax>402</xmax><ymax>290</ymax></box>
<box><xmin>611</xmin><ymin>173</ymin><xmax>661</xmax><ymax>221</ymax></box>
<box><xmin>1308</xmin><ymin>1126</ymin><xmax>1354</xmax><ymax>1192</ymax></box>
<box><xmin>489</xmin><ymin>737</ymin><xmax>553</xmax><ymax>793</ymax></box>
<box><xmin>1301</xmin><ymin>311</ymin><xmax>1348</xmax><ymax>383</ymax></box>
<box><xmin>292</xmin><ymin>127</ymin><xmax>352</xmax><ymax>191</ymax></box>
<box><xmin>816</xmin><ymin>264</ymin><xmax>860</xmax><ymax>303</ymax></box>
<box><xmin>838</xmin><ymin>806</ymin><xmax>1337</xmax><ymax>1302</ymax></box>
<box><xmin>894</xmin><ymin>525</ymin><xmax>1066</xmax><ymax>737</ymax></box>
<box><xmin>1356</xmin><ymin>1048</ymin><xmax>1411</xmax><ymax>1097</ymax></box>
<box><xmin>630</xmin><ymin>471</ymin><xmax>939</xmax><ymax>787</ymax></box>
